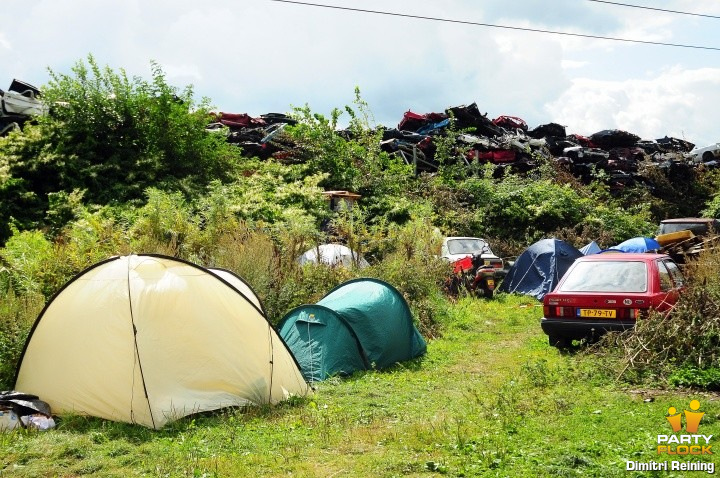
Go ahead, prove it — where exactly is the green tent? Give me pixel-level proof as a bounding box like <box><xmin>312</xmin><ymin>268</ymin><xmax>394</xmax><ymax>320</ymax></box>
<box><xmin>278</xmin><ymin>278</ymin><xmax>427</xmax><ymax>382</ymax></box>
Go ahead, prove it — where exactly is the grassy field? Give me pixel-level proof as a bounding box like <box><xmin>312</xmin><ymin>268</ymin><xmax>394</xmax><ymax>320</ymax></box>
<box><xmin>1</xmin><ymin>294</ymin><xmax>717</xmax><ymax>477</ymax></box>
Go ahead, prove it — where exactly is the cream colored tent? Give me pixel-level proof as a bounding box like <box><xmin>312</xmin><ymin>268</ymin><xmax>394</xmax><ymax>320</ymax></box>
<box><xmin>14</xmin><ymin>254</ymin><xmax>309</xmax><ymax>429</ymax></box>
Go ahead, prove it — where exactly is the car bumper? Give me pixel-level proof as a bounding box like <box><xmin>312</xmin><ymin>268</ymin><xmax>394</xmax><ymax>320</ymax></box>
<box><xmin>541</xmin><ymin>317</ymin><xmax>636</xmax><ymax>340</ymax></box>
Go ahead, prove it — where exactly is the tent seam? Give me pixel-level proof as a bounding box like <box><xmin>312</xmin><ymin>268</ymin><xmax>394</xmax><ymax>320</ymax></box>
<box><xmin>127</xmin><ymin>255</ymin><xmax>156</xmax><ymax>429</ymax></box>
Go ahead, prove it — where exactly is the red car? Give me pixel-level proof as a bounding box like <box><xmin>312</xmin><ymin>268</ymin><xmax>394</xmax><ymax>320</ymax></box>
<box><xmin>541</xmin><ymin>253</ymin><xmax>685</xmax><ymax>348</ymax></box>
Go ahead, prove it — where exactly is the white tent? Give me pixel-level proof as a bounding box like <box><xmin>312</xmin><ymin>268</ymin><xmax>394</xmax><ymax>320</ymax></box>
<box><xmin>14</xmin><ymin>254</ymin><xmax>309</xmax><ymax>428</ymax></box>
<box><xmin>297</xmin><ymin>244</ymin><xmax>369</xmax><ymax>268</ymax></box>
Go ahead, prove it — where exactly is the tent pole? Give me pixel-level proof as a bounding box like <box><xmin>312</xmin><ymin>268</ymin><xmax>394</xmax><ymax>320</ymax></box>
<box><xmin>126</xmin><ymin>256</ymin><xmax>156</xmax><ymax>429</ymax></box>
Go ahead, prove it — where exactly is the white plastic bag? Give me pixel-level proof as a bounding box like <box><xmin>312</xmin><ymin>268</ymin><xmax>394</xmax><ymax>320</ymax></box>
<box><xmin>21</xmin><ymin>414</ymin><xmax>56</xmax><ymax>431</ymax></box>
<box><xmin>0</xmin><ymin>408</ymin><xmax>20</xmax><ymax>431</ymax></box>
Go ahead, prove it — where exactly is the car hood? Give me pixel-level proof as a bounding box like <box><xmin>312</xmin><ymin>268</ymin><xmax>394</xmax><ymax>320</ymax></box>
<box><xmin>444</xmin><ymin>252</ymin><xmax>501</xmax><ymax>262</ymax></box>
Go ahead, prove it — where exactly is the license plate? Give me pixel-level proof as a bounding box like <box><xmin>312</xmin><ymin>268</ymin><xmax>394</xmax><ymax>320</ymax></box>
<box><xmin>486</xmin><ymin>279</ymin><xmax>494</xmax><ymax>288</ymax></box>
<box><xmin>577</xmin><ymin>308</ymin><xmax>616</xmax><ymax>318</ymax></box>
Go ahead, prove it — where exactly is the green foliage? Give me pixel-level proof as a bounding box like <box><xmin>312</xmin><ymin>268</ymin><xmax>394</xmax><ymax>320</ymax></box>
<box><xmin>0</xmin><ymin>56</ymin><xmax>242</xmax><ymax>243</ymax></box>
<box><xmin>668</xmin><ymin>366</ymin><xmax>720</xmax><ymax>390</ymax></box>
<box><xmin>224</xmin><ymin>161</ymin><xmax>329</xmax><ymax>227</ymax></box>
<box><xmin>129</xmin><ymin>188</ymin><xmax>197</xmax><ymax>256</ymax></box>
<box><xmin>0</xmin><ymin>291</ymin><xmax>43</xmax><ymax>389</ymax></box>
<box><xmin>288</xmin><ymin>89</ymin><xmax>413</xmax><ymax>214</ymax></box>
<box><xmin>424</xmin><ymin>163</ymin><xmax>655</xmax><ymax>254</ymax></box>
<box><xmin>0</xmin><ymin>229</ymin><xmax>57</xmax><ymax>296</ymax></box>
<box><xmin>605</xmin><ymin>247</ymin><xmax>720</xmax><ymax>387</ymax></box>
<box><xmin>287</xmin><ymin>105</ymin><xmax>359</xmax><ymax>190</ymax></box>
<box><xmin>700</xmin><ymin>168</ymin><xmax>720</xmax><ymax>217</ymax></box>
<box><xmin>581</xmin><ymin>203</ymin><xmax>655</xmax><ymax>246</ymax></box>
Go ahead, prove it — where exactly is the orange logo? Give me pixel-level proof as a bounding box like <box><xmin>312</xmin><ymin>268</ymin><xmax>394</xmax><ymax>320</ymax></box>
<box><xmin>657</xmin><ymin>400</ymin><xmax>712</xmax><ymax>455</ymax></box>
<box><xmin>666</xmin><ymin>399</ymin><xmax>704</xmax><ymax>434</ymax></box>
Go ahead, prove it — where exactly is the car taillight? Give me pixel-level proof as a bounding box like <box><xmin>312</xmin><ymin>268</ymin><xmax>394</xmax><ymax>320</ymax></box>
<box><xmin>557</xmin><ymin>306</ymin><xmax>574</xmax><ymax>317</ymax></box>
<box><xmin>616</xmin><ymin>308</ymin><xmax>641</xmax><ymax>319</ymax></box>
<box><xmin>544</xmin><ymin>305</ymin><xmax>575</xmax><ymax>317</ymax></box>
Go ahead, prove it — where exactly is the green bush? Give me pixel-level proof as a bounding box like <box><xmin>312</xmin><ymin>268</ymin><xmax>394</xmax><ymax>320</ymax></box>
<box><xmin>668</xmin><ymin>366</ymin><xmax>720</xmax><ymax>390</ymax></box>
<box><xmin>361</xmin><ymin>217</ymin><xmax>450</xmax><ymax>337</ymax></box>
<box><xmin>0</xmin><ymin>291</ymin><xmax>44</xmax><ymax>389</ymax></box>
<box><xmin>0</xmin><ymin>56</ymin><xmax>242</xmax><ymax>244</ymax></box>
<box><xmin>605</xmin><ymin>247</ymin><xmax>720</xmax><ymax>389</ymax></box>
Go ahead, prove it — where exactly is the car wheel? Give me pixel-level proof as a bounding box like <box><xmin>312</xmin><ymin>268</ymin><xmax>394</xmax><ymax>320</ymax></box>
<box><xmin>703</xmin><ymin>151</ymin><xmax>714</xmax><ymax>162</ymax></box>
<box><xmin>548</xmin><ymin>335</ymin><xmax>570</xmax><ymax>348</ymax></box>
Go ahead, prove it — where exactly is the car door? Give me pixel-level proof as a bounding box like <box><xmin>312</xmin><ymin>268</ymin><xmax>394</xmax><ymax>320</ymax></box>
<box><xmin>655</xmin><ymin>259</ymin><xmax>682</xmax><ymax>311</ymax></box>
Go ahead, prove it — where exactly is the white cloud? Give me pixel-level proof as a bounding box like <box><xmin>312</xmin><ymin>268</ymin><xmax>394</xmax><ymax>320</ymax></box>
<box><xmin>545</xmin><ymin>66</ymin><xmax>720</xmax><ymax>145</ymax></box>
<box><xmin>1</xmin><ymin>0</ymin><xmax>719</xmax><ymax>145</ymax></box>
<box><xmin>561</xmin><ymin>60</ymin><xmax>588</xmax><ymax>70</ymax></box>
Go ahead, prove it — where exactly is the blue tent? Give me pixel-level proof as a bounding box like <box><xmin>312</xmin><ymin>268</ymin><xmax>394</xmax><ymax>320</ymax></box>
<box><xmin>498</xmin><ymin>239</ymin><xmax>583</xmax><ymax>300</ymax></box>
<box><xmin>611</xmin><ymin>237</ymin><xmax>661</xmax><ymax>253</ymax></box>
<box><xmin>580</xmin><ymin>241</ymin><xmax>601</xmax><ymax>255</ymax></box>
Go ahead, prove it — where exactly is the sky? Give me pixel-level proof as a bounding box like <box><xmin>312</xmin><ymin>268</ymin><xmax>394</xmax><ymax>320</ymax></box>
<box><xmin>3</xmin><ymin>0</ymin><xmax>720</xmax><ymax>147</ymax></box>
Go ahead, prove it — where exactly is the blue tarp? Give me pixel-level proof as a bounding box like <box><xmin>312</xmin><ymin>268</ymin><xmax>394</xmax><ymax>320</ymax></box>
<box><xmin>611</xmin><ymin>236</ymin><xmax>661</xmax><ymax>253</ymax></box>
<box><xmin>498</xmin><ymin>238</ymin><xmax>583</xmax><ymax>300</ymax></box>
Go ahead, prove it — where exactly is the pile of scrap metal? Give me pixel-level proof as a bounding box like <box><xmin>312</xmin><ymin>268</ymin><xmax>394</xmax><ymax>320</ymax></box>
<box><xmin>659</xmin><ymin>232</ymin><xmax>720</xmax><ymax>265</ymax></box>
<box><xmin>208</xmin><ymin>102</ymin><xmax>699</xmax><ymax>191</ymax></box>
<box><xmin>206</xmin><ymin>111</ymin><xmax>299</xmax><ymax>161</ymax></box>
<box><xmin>0</xmin><ymin>79</ymin><xmax>47</xmax><ymax>136</ymax></box>
<box><xmin>376</xmin><ymin>103</ymin><xmax>696</xmax><ymax>191</ymax></box>
<box><xmin>656</xmin><ymin>218</ymin><xmax>720</xmax><ymax>264</ymax></box>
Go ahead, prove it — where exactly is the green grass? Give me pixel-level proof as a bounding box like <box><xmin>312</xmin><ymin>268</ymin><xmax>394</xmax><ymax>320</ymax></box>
<box><xmin>1</xmin><ymin>294</ymin><xmax>718</xmax><ymax>477</ymax></box>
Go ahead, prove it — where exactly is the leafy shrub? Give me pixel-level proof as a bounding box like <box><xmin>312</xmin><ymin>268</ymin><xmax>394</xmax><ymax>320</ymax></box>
<box><xmin>668</xmin><ymin>366</ymin><xmax>720</xmax><ymax>390</ymax></box>
<box><xmin>0</xmin><ymin>56</ymin><xmax>242</xmax><ymax>244</ymax></box>
<box><xmin>0</xmin><ymin>291</ymin><xmax>44</xmax><ymax>389</ymax></box>
<box><xmin>605</xmin><ymin>247</ymin><xmax>720</xmax><ymax>388</ymax></box>
<box><xmin>362</xmin><ymin>217</ymin><xmax>450</xmax><ymax>337</ymax></box>
<box><xmin>479</xmin><ymin>177</ymin><xmax>590</xmax><ymax>242</ymax></box>
<box><xmin>0</xmin><ymin>229</ymin><xmax>57</xmax><ymax>296</ymax></box>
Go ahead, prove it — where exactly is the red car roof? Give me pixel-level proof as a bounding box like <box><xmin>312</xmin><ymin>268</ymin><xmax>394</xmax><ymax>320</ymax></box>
<box><xmin>575</xmin><ymin>252</ymin><xmax>668</xmax><ymax>262</ymax></box>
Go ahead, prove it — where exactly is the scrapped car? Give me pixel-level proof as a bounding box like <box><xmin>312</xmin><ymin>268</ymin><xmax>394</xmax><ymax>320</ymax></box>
<box><xmin>657</xmin><ymin>217</ymin><xmax>720</xmax><ymax>237</ymax></box>
<box><xmin>541</xmin><ymin>253</ymin><xmax>684</xmax><ymax>348</ymax></box>
<box><xmin>441</xmin><ymin>237</ymin><xmax>503</xmax><ymax>269</ymax></box>
<box><xmin>687</xmin><ymin>143</ymin><xmax>720</xmax><ymax>163</ymax></box>
<box><xmin>442</xmin><ymin>237</ymin><xmax>505</xmax><ymax>298</ymax></box>
<box><xmin>1</xmin><ymin>79</ymin><xmax>47</xmax><ymax>135</ymax></box>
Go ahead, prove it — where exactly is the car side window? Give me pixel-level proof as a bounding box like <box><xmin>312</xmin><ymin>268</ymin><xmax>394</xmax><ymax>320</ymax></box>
<box><xmin>657</xmin><ymin>260</ymin><xmax>674</xmax><ymax>291</ymax></box>
<box><xmin>664</xmin><ymin>260</ymin><xmax>685</xmax><ymax>288</ymax></box>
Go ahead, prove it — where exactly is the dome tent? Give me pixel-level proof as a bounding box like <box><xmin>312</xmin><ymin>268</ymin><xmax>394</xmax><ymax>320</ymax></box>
<box><xmin>498</xmin><ymin>239</ymin><xmax>583</xmax><ymax>300</ymax></box>
<box><xmin>278</xmin><ymin>278</ymin><xmax>426</xmax><ymax>382</ymax></box>
<box><xmin>580</xmin><ymin>240</ymin><xmax>601</xmax><ymax>255</ymax></box>
<box><xmin>14</xmin><ymin>254</ymin><xmax>309</xmax><ymax>429</ymax></box>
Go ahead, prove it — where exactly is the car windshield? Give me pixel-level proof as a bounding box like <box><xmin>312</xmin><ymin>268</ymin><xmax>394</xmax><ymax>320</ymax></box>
<box><xmin>659</xmin><ymin>222</ymin><xmax>710</xmax><ymax>235</ymax></box>
<box><xmin>447</xmin><ymin>238</ymin><xmax>488</xmax><ymax>255</ymax></box>
<box><xmin>559</xmin><ymin>261</ymin><xmax>648</xmax><ymax>293</ymax></box>
<box><xmin>658</xmin><ymin>219</ymin><xmax>720</xmax><ymax>236</ymax></box>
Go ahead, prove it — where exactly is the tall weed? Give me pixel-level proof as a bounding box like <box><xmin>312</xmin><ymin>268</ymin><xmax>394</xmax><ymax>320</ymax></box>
<box><xmin>605</xmin><ymin>247</ymin><xmax>720</xmax><ymax>386</ymax></box>
<box><xmin>0</xmin><ymin>290</ymin><xmax>44</xmax><ymax>389</ymax></box>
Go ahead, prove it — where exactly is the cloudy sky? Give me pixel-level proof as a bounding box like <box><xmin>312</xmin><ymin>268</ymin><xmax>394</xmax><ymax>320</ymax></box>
<box><xmin>3</xmin><ymin>0</ymin><xmax>720</xmax><ymax>146</ymax></box>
